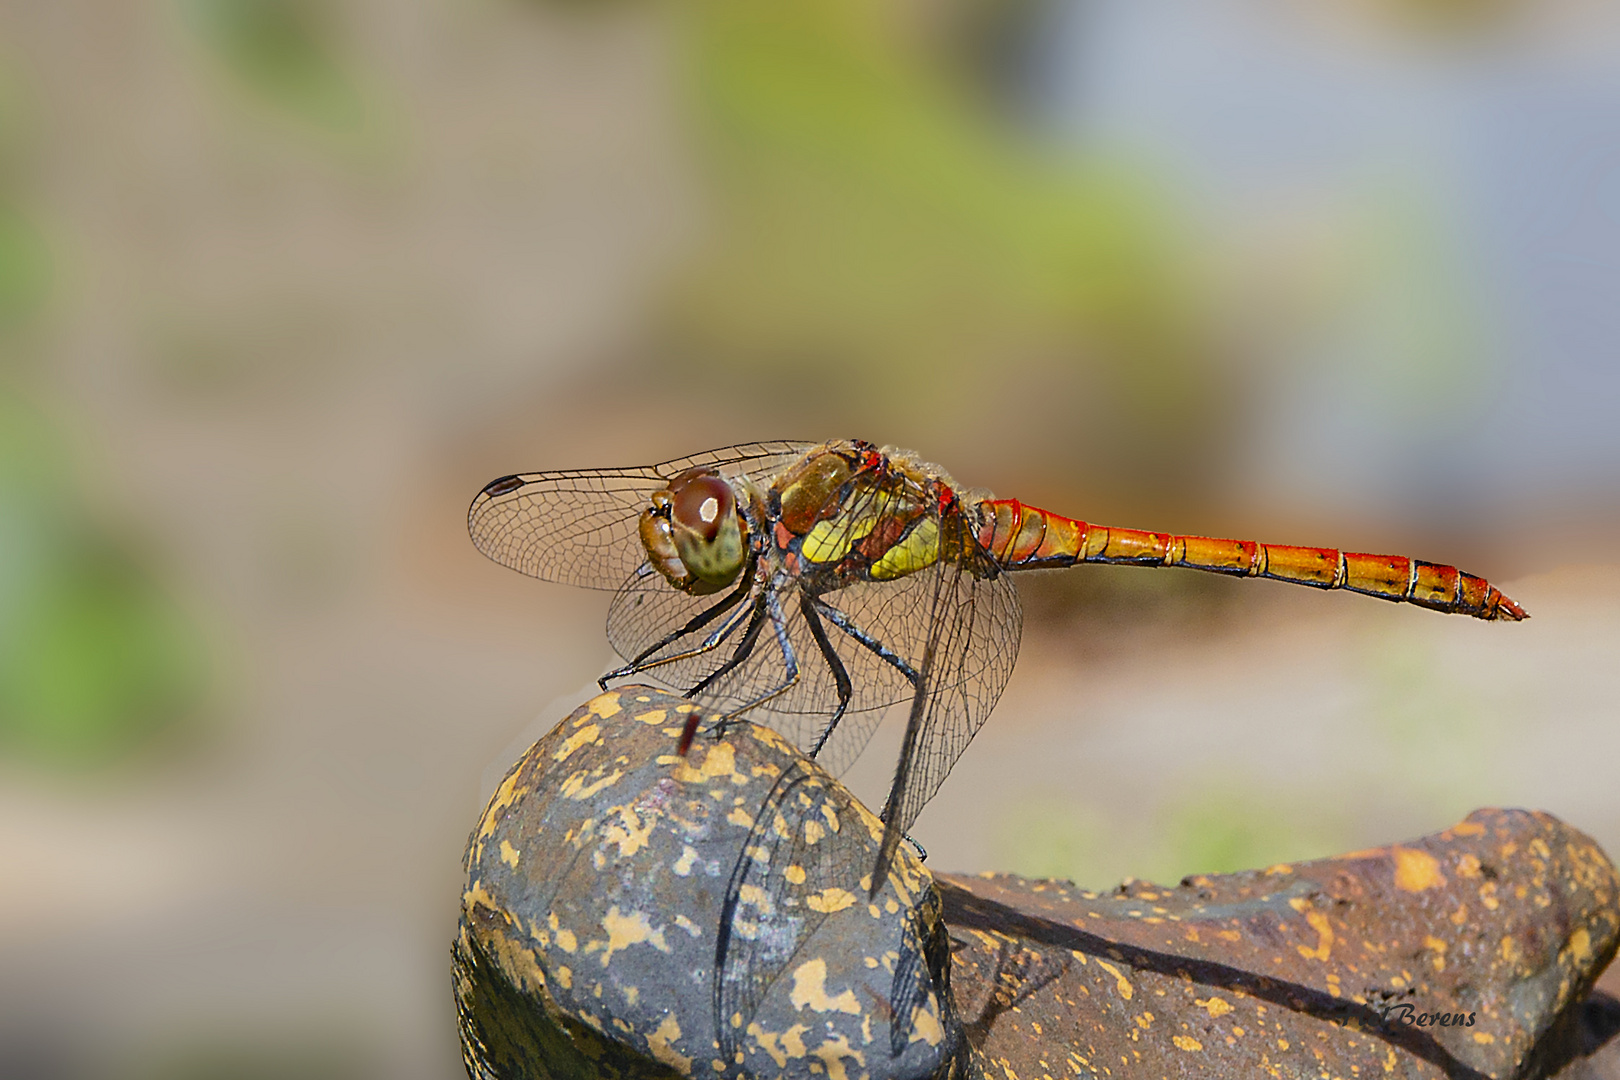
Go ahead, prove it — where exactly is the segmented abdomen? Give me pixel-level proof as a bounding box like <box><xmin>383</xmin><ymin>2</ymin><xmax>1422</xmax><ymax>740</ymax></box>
<box><xmin>976</xmin><ymin>499</ymin><xmax>1527</xmax><ymax>621</ymax></box>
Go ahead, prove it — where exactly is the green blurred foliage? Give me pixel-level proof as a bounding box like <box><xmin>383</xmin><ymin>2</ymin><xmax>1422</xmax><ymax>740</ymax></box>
<box><xmin>179</xmin><ymin>0</ymin><xmax>375</xmax><ymax>140</ymax></box>
<box><xmin>0</xmin><ymin>396</ymin><xmax>211</xmax><ymax>767</ymax></box>
<box><xmin>1156</xmin><ymin>785</ymin><xmax>1352</xmax><ymax>880</ymax></box>
<box><xmin>0</xmin><ymin>204</ymin><xmax>49</xmax><ymax>332</ymax></box>
<box><xmin>0</xmin><ymin>59</ymin><xmax>210</xmax><ymax>769</ymax></box>
<box><xmin>1360</xmin><ymin>627</ymin><xmax>1508</xmax><ymax>813</ymax></box>
<box><xmin>1320</xmin><ymin>181</ymin><xmax>1493</xmax><ymax>433</ymax></box>
<box><xmin>996</xmin><ymin>794</ymin><xmax>1113</xmax><ymax>883</ymax></box>
<box><xmin>664</xmin><ymin>0</ymin><xmax>1227</xmax><ymax>478</ymax></box>
<box><xmin>998</xmin><ymin>784</ymin><xmax>1353</xmax><ymax>888</ymax></box>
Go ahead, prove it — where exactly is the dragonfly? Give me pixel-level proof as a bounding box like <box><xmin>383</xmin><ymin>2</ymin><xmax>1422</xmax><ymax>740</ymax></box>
<box><xmin>468</xmin><ymin>439</ymin><xmax>1526</xmax><ymax>893</ymax></box>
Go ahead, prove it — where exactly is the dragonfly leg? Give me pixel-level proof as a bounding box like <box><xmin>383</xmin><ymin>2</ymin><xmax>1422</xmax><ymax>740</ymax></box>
<box><xmin>628</xmin><ymin>566</ymin><xmax>754</xmax><ymax>666</ymax></box>
<box><xmin>683</xmin><ymin>595</ymin><xmax>769</xmax><ymax>703</ymax></box>
<box><xmin>798</xmin><ymin>594</ymin><xmax>852</xmax><ymax>760</ymax></box>
<box><xmin>904</xmin><ymin>833</ymin><xmax>927</xmax><ymax>862</ymax></box>
<box><xmin>598</xmin><ymin>570</ymin><xmax>756</xmax><ymax>688</ymax></box>
<box><xmin>815</xmin><ymin>602</ymin><xmax>921</xmax><ymax>685</ymax></box>
<box><xmin>712</xmin><ymin>590</ymin><xmax>803</xmax><ymax>730</ymax></box>
<box><xmin>669</xmin><ymin>597</ymin><xmax>770</xmax><ymax>753</ymax></box>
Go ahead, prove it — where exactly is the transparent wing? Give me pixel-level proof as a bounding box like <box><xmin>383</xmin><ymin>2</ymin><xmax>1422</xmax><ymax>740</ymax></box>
<box><xmin>872</xmin><ymin>535</ymin><xmax>1022</xmax><ymax>884</ymax></box>
<box><xmin>467</xmin><ymin>441</ymin><xmax>814</xmax><ymax>590</ymax></box>
<box><xmin>658</xmin><ymin>442</ymin><xmax>819</xmax><ymax>480</ymax></box>
<box><xmin>714</xmin><ymin>759</ymin><xmax>867</xmax><ymax>1064</ymax></box>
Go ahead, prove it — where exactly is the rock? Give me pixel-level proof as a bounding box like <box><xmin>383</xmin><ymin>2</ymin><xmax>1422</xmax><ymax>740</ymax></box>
<box><xmin>455</xmin><ymin>686</ymin><xmax>966</xmax><ymax>1080</ymax></box>
<box><xmin>941</xmin><ymin>806</ymin><xmax>1620</xmax><ymax>1079</ymax></box>
<box><xmin>455</xmin><ymin>687</ymin><xmax>1620</xmax><ymax>1080</ymax></box>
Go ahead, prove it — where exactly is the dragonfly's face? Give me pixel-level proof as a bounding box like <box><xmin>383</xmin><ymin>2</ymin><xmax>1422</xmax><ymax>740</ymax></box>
<box><xmin>638</xmin><ymin>468</ymin><xmax>748</xmax><ymax>595</ymax></box>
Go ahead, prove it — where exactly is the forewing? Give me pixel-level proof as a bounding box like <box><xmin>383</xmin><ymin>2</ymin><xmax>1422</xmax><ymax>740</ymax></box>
<box><xmin>467</xmin><ymin>442</ymin><xmax>813</xmax><ymax>590</ymax></box>
<box><xmin>659</xmin><ymin>441</ymin><xmax>817</xmax><ymax>482</ymax></box>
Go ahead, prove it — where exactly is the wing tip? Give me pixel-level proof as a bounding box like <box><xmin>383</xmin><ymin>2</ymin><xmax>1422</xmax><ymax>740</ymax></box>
<box><xmin>468</xmin><ymin>474</ymin><xmax>526</xmax><ymax>533</ymax></box>
<box><xmin>479</xmin><ymin>474</ymin><xmax>526</xmax><ymax>499</ymax></box>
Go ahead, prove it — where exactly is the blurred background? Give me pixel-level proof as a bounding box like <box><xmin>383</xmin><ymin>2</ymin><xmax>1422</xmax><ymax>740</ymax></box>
<box><xmin>1</xmin><ymin>0</ymin><xmax>1618</xmax><ymax>1075</ymax></box>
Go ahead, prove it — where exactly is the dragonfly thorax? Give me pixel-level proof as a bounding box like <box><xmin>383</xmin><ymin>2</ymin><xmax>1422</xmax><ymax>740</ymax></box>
<box><xmin>638</xmin><ymin>467</ymin><xmax>749</xmax><ymax>595</ymax></box>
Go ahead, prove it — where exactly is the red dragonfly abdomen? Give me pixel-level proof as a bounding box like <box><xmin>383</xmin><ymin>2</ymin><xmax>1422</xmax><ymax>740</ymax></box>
<box><xmin>977</xmin><ymin>499</ymin><xmax>1527</xmax><ymax>621</ymax></box>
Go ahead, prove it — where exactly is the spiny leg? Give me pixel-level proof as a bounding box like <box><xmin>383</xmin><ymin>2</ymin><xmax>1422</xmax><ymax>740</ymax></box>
<box><xmin>604</xmin><ymin>590</ymin><xmax>754</xmax><ymax>684</ymax></box>
<box><xmin>817</xmin><ymin>602</ymin><xmax>921</xmax><ymax>684</ymax></box>
<box><xmin>817</xmin><ymin>600</ymin><xmax>932</xmax><ymax>872</ymax></box>
<box><xmin>685</xmin><ymin>596</ymin><xmax>767</xmax><ymax>699</ymax></box>
<box><xmin>625</xmin><ymin>566</ymin><xmax>754</xmax><ymax>667</ymax></box>
<box><xmin>676</xmin><ymin>595</ymin><xmax>769</xmax><ymax>753</ymax></box>
<box><xmin>599</xmin><ymin>568</ymin><xmax>756</xmax><ymax>688</ymax></box>
<box><xmin>799</xmin><ymin>594</ymin><xmax>852</xmax><ymax>759</ymax></box>
<box><xmin>715</xmin><ymin>590</ymin><xmax>803</xmax><ymax>726</ymax></box>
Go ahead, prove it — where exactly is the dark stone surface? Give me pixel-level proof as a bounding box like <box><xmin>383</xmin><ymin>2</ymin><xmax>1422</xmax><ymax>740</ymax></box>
<box><xmin>455</xmin><ymin>687</ymin><xmax>1620</xmax><ymax>1079</ymax></box>
<box><xmin>940</xmin><ymin>806</ymin><xmax>1620</xmax><ymax>1079</ymax></box>
<box><xmin>1548</xmin><ymin>980</ymin><xmax>1620</xmax><ymax>1080</ymax></box>
<box><xmin>455</xmin><ymin>686</ymin><xmax>967</xmax><ymax>1080</ymax></box>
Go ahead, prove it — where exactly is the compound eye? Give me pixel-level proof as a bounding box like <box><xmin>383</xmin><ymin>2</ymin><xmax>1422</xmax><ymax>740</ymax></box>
<box><xmin>661</xmin><ymin>469</ymin><xmax>746</xmax><ymax>590</ymax></box>
<box><xmin>669</xmin><ymin>471</ymin><xmax>736</xmax><ymax>543</ymax></box>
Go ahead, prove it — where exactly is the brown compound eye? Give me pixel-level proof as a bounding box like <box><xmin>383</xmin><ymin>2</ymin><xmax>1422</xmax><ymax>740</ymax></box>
<box><xmin>669</xmin><ymin>471</ymin><xmax>736</xmax><ymax>541</ymax></box>
<box><xmin>636</xmin><ymin>468</ymin><xmax>745</xmax><ymax>593</ymax></box>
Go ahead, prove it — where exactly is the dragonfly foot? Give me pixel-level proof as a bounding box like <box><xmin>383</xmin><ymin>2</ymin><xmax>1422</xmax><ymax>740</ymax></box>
<box><xmin>598</xmin><ymin>664</ymin><xmax>634</xmax><ymax>692</ymax></box>
<box><xmin>905</xmin><ymin>833</ymin><xmax>928</xmax><ymax>863</ymax></box>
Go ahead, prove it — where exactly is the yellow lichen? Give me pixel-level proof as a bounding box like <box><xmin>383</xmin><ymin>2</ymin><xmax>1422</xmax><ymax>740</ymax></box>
<box><xmin>1095</xmin><ymin>960</ymin><xmax>1134</xmax><ymax>1000</ymax></box>
<box><xmin>789</xmin><ymin>958</ymin><xmax>860</xmax><ymax>1014</ymax></box>
<box><xmin>1295</xmin><ymin>910</ymin><xmax>1334</xmax><ymax>962</ymax></box>
<box><xmin>1393</xmin><ymin>847</ymin><xmax>1445</xmax><ymax>892</ymax></box>
<box><xmin>599</xmin><ymin>907</ymin><xmax>669</xmax><ymax>965</ymax></box>
<box><xmin>674</xmin><ymin>846</ymin><xmax>698</xmax><ymax>876</ymax></box>
<box><xmin>806</xmin><ymin>887</ymin><xmax>857</xmax><ymax>914</ymax></box>
<box><xmin>809</xmin><ymin>1034</ymin><xmax>865</xmax><ymax>1080</ymax></box>
<box><xmin>605</xmin><ymin>805</ymin><xmax>655</xmax><ymax>859</ymax></box>
<box><xmin>553</xmin><ymin>723</ymin><xmax>602</xmax><ymax>763</ymax></box>
<box><xmin>646</xmin><ymin>1014</ymin><xmax>691</xmax><ymax>1072</ymax></box>
<box><xmin>667</xmin><ymin>742</ymin><xmax>743</xmax><ymax>784</ymax></box>
<box><xmin>560</xmin><ymin>768</ymin><xmax>624</xmax><ymax>801</ymax></box>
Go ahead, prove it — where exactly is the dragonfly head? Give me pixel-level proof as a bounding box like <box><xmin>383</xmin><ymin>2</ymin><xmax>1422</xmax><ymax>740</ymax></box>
<box><xmin>639</xmin><ymin>468</ymin><xmax>748</xmax><ymax>595</ymax></box>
